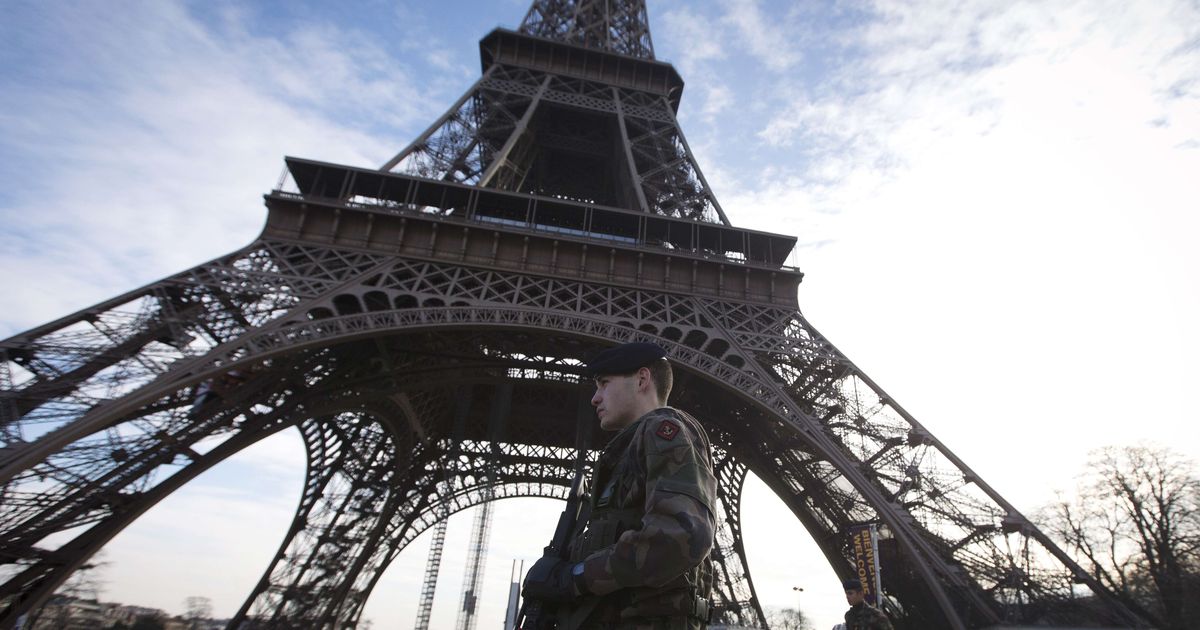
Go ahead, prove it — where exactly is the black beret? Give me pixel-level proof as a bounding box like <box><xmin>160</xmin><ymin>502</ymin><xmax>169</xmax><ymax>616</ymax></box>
<box><xmin>842</xmin><ymin>578</ymin><xmax>863</xmax><ymax>591</ymax></box>
<box><xmin>585</xmin><ymin>342</ymin><xmax>667</xmax><ymax>377</ymax></box>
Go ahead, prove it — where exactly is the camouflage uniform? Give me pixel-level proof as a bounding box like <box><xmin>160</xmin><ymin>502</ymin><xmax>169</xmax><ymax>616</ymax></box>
<box><xmin>843</xmin><ymin>602</ymin><xmax>893</xmax><ymax>630</ymax></box>
<box><xmin>566</xmin><ymin>406</ymin><xmax>717</xmax><ymax>630</ymax></box>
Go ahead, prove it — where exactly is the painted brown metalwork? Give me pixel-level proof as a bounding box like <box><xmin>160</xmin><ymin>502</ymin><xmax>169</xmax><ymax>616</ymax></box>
<box><xmin>0</xmin><ymin>1</ymin><xmax>1151</xmax><ymax>628</ymax></box>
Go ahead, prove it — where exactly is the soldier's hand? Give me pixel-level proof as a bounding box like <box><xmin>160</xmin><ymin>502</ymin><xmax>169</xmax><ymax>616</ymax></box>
<box><xmin>522</xmin><ymin>557</ymin><xmax>579</xmax><ymax>604</ymax></box>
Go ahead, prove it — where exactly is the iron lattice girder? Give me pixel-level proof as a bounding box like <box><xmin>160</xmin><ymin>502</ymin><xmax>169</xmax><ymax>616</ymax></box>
<box><xmin>478</xmin><ymin>30</ymin><xmax>679</xmax><ymax>109</ymax></box>
<box><xmin>0</xmin><ymin>239</ymin><xmax>385</xmax><ymax>433</ymax></box>
<box><xmin>0</xmin><ymin>0</ymin><xmax>1150</xmax><ymax>625</ymax></box>
<box><xmin>387</xmin><ymin>40</ymin><xmax>723</xmax><ymax>223</ymax></box>
<box><xmin>282</xmin><ymin>159</ymin><xmax>788</xmax><ymax>276</ymax></box>
<box><xmin>229</xmin><ymin>372</ymin><xmax>688</xmax><ymax>626</ymax></box>
<box><xmin>0</xmin><ymin>216</ymin><xmax>1145</xmax><ymax>628</ymax></box>
<box><xmin>708</xmin><ymin>445</ymin><xmax>768</xmax><ymax>628</ymax></box>
<box><xmin>0</xmin><ymin>145</ymin><xmax>1143</xmax><ymax>628</ymax></box>
<box><xmin>230</xmin><ymin>376</ymin><xmax>768</xmax><ymax>628</ymax></box>
<box><xmin>518</xmin><ymin>0</ymin><xmax>655</xmax><ymax>59</ymax></box>
<box><xmin>0</xmin><ymin>377</ymin><xmax>308</xmax><ymax>621</ymax></box>
<box><xmin>0</xmin><ymin>166</ymin><xmax>1145</xmax><ymax>627</ymax></box>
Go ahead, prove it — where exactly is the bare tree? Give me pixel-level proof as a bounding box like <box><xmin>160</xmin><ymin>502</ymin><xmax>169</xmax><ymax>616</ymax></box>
<box><xmin>26</xmin><ymin>551</ymin><xmax>110</xmax><ymax>628</ymax></box>
<box><xmin>1042</xmin><ymin>445</ymin><xmax>1200</xmax><ymax>630</ymax></box>
<box><xmin>766</xmin><ymin>606</ymin><xmax>813</xmax><ymax>630</ymax></box>
<box><xmin>184</xmin><ymin>595</ymin><xmax>213</xmax><ymax>628</ymax></box>
<box><xmin>61</xmin><ymin>550</ymin><xmax>110</xmax><ymax>601</ymax></box>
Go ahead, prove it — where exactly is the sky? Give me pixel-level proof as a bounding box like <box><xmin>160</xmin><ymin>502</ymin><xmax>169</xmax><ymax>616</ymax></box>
<box><xmin>2</xmin><ymin>0</ymin><xmax>1199</xmax><ymax>628</ymax></box>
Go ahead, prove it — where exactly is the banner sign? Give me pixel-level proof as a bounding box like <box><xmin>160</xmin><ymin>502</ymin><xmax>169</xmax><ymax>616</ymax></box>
<box><xmin>848</xmin><ymin>524</ymin><xmax>882</xmax><ymax>605</ymax></box>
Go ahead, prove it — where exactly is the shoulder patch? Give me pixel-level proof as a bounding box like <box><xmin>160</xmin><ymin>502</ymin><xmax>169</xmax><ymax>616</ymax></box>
<box><xmin>655</xmin><ymin>419</ymin><xmax>680</xmax><ymax>441</ymax></box>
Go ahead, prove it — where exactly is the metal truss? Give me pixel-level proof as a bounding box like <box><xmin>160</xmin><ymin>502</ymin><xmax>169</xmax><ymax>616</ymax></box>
<box><xmin>382</xmin><ymin>61</ymin><xmax>727</xmax><ymax>223</ymax></box>
<box><xmin>708</xmin><ymin>443</ymin><xmax>767</xmax><ymax>628</ymax></box>
<box><xmin>0</xmin><ymin>231</ymin><xmax>1147</xmax><ymax>627</ymax></box>
<box><xmin>520</xmin><ymin>0</ymin><xmax>655</xmax><ymax>59</ymax></box>
<box><xmin>0</xmin><ymin>1</ymin><xmax>1152</xmax><ymax>628</ymax></box>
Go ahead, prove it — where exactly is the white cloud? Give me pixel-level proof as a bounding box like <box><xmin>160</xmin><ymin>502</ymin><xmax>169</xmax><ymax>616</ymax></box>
<box><xmin>709</xmin><ymin>6</ymin><xmax>1200</xmax><ymax>619</ymax></box>
<box><xmin>0</xmin><ymin>1</ymin><xmax>442</xmax><ymax>336</ymax></box>
<box><xmin>738</xmin><ymin>0</ymin><xmax>1200</xmax><ymax>502</ymax></box>
<box><xmin>699</xmin><ymin>83</ymin><xmax>735</xmax><ymax>120</ymax></box>
<box><xmin>658</xmin><ymin>6</ymin><xmax>727</xmax><ymax>74</ymax></box>
<box><xmin>722</xmin><ymin>0</ymin><xmax>804</xmax><ymax>72</ymax></box>
<box><xmin>750</xmin><ymin>0</ymin><xmax>1200</xmax><ymax>217</ymax></box>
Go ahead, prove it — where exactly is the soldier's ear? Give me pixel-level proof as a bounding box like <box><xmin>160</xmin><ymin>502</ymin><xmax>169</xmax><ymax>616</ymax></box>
<box><xmin>636</xmin><ymin>367</ymin><xmax>652</xmax><ymax>393</ymax></box>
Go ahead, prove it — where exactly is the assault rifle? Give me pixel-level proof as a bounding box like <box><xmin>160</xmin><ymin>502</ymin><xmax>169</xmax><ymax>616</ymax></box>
<box><xmin>516</xmin><ymin>464</ymin><xmax>589</xmax><ymax>630</ymax></box>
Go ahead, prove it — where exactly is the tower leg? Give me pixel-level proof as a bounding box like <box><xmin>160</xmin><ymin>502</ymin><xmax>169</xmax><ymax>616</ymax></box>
<box><xmin>0</xmin><ymin>399</ymin><xmax>298</xmax><ymax>626</ymax></box>
<box><xmin>708</xmin><ymin>448</ymin><xmax>767</xmax><ymax>628</ymax></box>
<box><xmin>231</xmin><ymin>411</ymin><xmax>420</xmax><ymax>628</ymax></box>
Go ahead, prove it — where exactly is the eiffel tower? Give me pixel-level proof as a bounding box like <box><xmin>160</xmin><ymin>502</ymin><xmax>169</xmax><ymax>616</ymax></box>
<box><xmin>0</xmin><ymin>1</ymin><xmax>1151</xmax><ymax>629</ymax></box>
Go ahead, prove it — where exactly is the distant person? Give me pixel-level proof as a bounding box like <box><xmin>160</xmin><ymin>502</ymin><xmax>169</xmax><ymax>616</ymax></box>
<box><xmin>190</xmin><ymin>379</ymin><xmax>215</xmax><ymax>413</ymax></box>
<box><xmin>189</xmin><ymin>368</ymin><xmax>251</xmax><ymax>416</ymax></box>
<box><xmin>842</xmin><ymin>578</ymin><xmax>893</xmax><ymax>630</ymax></box>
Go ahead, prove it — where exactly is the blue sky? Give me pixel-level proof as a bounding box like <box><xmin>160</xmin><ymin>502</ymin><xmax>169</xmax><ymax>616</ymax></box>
<box><xmin>3</xmin><ymin>0</ymin><xmax>1200</xmax><ymax>627</ymax></box>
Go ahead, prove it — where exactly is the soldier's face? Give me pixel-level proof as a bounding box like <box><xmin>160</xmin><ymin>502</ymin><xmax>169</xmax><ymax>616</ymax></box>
<box><xmin>845</xmin><ymin>589</ymin><xmax>864</xmax><ymax>606</ymax></box>
<box><xmin>591</xmin><ymin>374</ymin><xmax>639</xmax><ymax>431</ymax></box>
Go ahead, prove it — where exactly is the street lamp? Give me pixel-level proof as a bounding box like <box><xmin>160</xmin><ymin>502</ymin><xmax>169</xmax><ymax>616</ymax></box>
<box><xmin>791</xmin><ymin>587</ymin><xmax>805</xmax><ymax>621</ymax></box>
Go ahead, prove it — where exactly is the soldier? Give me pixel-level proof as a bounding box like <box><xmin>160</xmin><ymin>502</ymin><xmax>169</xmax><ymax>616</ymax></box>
<box><xmin>523</xmin><ymin>341</ymin><xmax>718</xmax><ymax>629</ymax></box>
<box><xmin>841</xmin><ymin>579</ymin><xmax>893</xmax><ymax>630</ymax></box>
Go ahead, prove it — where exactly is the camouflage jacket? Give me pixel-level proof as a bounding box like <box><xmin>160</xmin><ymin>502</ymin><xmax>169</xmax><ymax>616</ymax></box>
<box><xmin>844</xmin><ymin>602</ymin><xmax>893</xmax><ymax>630</ymax></box>
<box><xmin>567</xmin><ymin>407</ymin><xmax>718</xmax><ymax>628</ymax></box>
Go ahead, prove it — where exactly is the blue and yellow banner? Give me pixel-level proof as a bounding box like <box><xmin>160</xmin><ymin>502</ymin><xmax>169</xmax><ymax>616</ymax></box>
<box><xmin>848</xmin><ymin>524</ymin><xmax>882</xmax><ymax>605</ymax></box>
